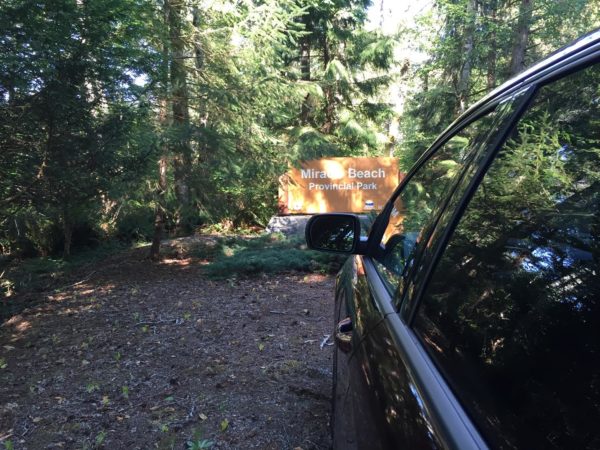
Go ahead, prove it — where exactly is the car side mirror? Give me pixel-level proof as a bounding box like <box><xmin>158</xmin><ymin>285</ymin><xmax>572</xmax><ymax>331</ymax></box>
<box><xmin>305</xmin><ymin>214</ymin><xmax>362</xmax><ymax>254</ymax></box>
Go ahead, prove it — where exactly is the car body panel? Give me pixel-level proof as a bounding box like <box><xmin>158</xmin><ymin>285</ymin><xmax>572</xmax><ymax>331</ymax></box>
<box><xmin>311</xmin><ymin>29</ymin><xmax>600</xmax><ymax>450</ymax></box>
<box><xmin>333</xmin><ymin>256</ymin><xmax>444</xmax><ymax>449</ymax></box>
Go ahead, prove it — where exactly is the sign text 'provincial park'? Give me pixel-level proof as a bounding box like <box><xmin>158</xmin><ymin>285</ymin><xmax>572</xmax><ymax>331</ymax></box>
<box><xmin>279</xmin><ymin>157</ymin><xmax>401</xmax><ymax>214</ymax></box>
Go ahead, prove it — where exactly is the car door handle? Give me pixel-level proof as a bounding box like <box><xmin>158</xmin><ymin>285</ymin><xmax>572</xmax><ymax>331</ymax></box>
<box><xmin>335</xmin><ymin>317</ymin><xmax>353</xmax><ymax>353</ymax></box>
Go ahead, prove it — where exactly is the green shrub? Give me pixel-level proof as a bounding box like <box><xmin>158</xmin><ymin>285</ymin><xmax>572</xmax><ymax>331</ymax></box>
<box><xmin>0</xmin><ymin>208</ymin><xmax>63</xmax><ymax>257</ymax></box>
<box><xmin>115</xmin><ymin>203</ymin><xmax>155</xmax><ymax>242</ymax></box>
<box><xmin>203</xmin><ymin>233</ymin><xmax>346</xmax><ymax>278</ymax></box>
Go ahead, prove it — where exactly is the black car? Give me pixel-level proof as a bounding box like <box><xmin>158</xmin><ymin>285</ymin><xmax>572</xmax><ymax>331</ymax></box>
<box><xmin>306</xmin><ymin>31</ymin><xmax>600</xmax><ymax>450</ymax></box>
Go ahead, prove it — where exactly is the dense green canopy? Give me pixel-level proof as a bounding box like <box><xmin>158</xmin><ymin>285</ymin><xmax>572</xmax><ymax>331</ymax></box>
<box><xmin>0</xmin><ymin>0</ymin><xmax>597</xmax><ymax>262</ymax></box>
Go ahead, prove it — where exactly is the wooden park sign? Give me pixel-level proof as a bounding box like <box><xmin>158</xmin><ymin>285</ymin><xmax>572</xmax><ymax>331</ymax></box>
<box><xmin>279</xmin><ymin>157</ymin><xmax>401</xmax><ymax>214</ymax></box>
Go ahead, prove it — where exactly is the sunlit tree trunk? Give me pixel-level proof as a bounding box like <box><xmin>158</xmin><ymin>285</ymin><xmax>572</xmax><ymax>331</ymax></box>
<box><xmin>150</xmin><ymin>2</ymin><xmax>173</xmax><ymax>260</ymax></box>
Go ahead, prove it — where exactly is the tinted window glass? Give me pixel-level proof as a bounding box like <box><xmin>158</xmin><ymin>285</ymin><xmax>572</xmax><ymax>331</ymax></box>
<box><xmin>375</xmin><ymin>96</ymin><xmax>524</xmax><ymax>290</ymax></box>
<box><xmin>414</xmin><ymin>64</ymin><xmax>600</xmax><ymax>449</ymax></box>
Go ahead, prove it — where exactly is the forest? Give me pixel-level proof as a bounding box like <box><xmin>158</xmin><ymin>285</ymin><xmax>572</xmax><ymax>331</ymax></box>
<box><xmin>0</xmin><ymin>0</ymin><xmax>598</xmax><ymax>279</ymax></box>
<box><xmin>0</xmin><ymin>2</ymin><xmax>599</xmax><ymax>449</ymax></box>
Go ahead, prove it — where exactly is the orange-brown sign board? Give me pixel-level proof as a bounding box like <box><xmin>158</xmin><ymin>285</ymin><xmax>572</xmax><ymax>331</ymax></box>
<box><xmin>279</xmin><ymin>157</ymin><xmax>401</xmax><ymax>214</ymax></box>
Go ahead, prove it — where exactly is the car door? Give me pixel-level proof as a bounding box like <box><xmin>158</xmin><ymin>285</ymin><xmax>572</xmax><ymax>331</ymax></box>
<box><xmin>409</xmin><ymin>60</ymin><xmax>600</xmax><ymax>450</ymax></box>
<box><xmin>332</xmin><ymin>88</ymin><xmax>533</xmax><ymax>449</ymax></box>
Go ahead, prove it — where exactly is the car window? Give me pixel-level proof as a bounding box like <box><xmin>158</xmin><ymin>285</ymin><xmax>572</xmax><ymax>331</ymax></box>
<box><xmin>413</xmin><ymin>63</ymin><xmax>600</xmax><ymax>449</ymax></box>
<box><xmin>374</xmin><ymin>95</ymin><xmax>526</xmax><ymax>292</ymax></box>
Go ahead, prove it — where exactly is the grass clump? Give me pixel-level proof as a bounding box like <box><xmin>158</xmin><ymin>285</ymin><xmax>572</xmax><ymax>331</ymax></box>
<box><xmin>202</xmin><ymin>233</ymin><xmax>346</xmax><ymax>279</ymax></box>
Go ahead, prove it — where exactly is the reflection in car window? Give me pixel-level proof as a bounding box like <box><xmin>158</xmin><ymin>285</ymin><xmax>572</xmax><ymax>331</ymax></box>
<box><xmin>361</xmin><ymin>211</ymin><xmax>379</xmax><ymax>237</ymax></box>
<box><xmin>414</xmin><ymin>63</ymin><xmax>600</xmax><ymax>449</ymax></box>
<box><xmin>374</xmin><ymin>96</ymin><xmax>524</xmax><ymax>291</ymax></box>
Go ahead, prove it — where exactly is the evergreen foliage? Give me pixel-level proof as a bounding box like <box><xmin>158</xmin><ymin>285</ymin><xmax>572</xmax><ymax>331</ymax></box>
<box><xmin>0</xmin><ymin>0</ymin><xmax>160</xmax><ymax>257</ymax></box>
<box><xmin>398</xmin><ymin>0</ymin><xmax>600</xmax><ymax>169</ymax></box>
<box><xmin>202</xmin><ymin>234</ymin><xmax>346</xmax><ymax>278</ymax></box>
<box><xmin>0</xmin><ymin>0</ymin><xmax>598</xmax><ymax>266</ymax></box>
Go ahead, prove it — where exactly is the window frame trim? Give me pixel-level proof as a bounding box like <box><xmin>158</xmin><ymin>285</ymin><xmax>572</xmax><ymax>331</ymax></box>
<box><xmin>396</xmin><ymin>85</ymin><xmax>537</xmax><ymax>322</ymax></box>
<box><xmin>369</xmin><ymin>87</ymin><xmax>537</xmax><ymax>311</ymax></box>
<box><xmin>369</xmin><ymin>40</ymin><xmax>600</xmax><ymax>262</ymax></box>
<box><xmin>358</xmin><ymin>43</ymin><xmax>600</xmax><ymax>450</ymax></box>
<box><xmin>401</xmin><ymin>56</ymin><xmax>600</xmax><ymax>449</ymax></box>
<box><xmin>404</xmin><ymin>53</ymin><xmax>600</xmax><ymax>328</ymax></box>
<box><xmin>366</xmin><ymin>101</ymin><xmax>499</xmax><ymax>257</ymax></box>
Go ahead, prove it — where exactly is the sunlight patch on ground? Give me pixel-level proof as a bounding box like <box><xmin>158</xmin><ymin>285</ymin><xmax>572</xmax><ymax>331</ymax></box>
<box><xmin>78</xmin><ymin>288</ymin><xmax>95</xmax><ymax>296</ymax></box>
<box><xmin>14</xmin><ymin>318</ymin><xmax>31</xmax><ymax>333</ymax></box>
<box><xmin>56</xmin><ymin>305</ymin><xmax>95</xmax><ymax>316</ymax></box>
<box><xmin>160</xmin><ymin>258</ymin><xmax>192</xmax><ymax>267</ymax></box>
<box><xmin>3</xmin><ymin>315</ymin><xmax>32</xmax><ymax>340</ymax></box>
<box><xmin>48</xmin><ymin>292</ymin><xmax>71</xmax><ymax>302</ymax></box>
<box><xmin>91</xmin><ymin>283</ymin><xmax>116</xmax><ymax>294</ymax></box>
<box><xmin>300</xmin><ymin>274</ymin><xmax>330</xmax><ymax>284</ymax></box>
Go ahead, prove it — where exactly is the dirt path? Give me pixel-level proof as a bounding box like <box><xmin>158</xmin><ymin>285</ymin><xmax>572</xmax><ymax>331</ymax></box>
<box><xmin>0</xmin><ymin>242</ymin><xmax>334</xmax><ymax>449</ymax></box>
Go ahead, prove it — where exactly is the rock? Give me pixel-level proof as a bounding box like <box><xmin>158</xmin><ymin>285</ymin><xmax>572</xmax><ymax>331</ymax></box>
<box><xmin>265</xmin><ymin>215</ymin><xmax>311</xmax><ymax>237</ymax></box>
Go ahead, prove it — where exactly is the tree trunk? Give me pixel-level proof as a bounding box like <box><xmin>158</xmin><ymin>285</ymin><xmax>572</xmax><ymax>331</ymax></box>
<box><xmin>167</xmin><ymin>0</ymin><xmax>193</xmax><ymax>232</ymax></box>
<box><xmin>62</xmin><ymin>210</ymin><xmax>72</xmax><ymax>259</ymax></box>
<box><xmin>192</xmin><ymin>7</ymin><xmax>204</xmax><ymax>71</ymax></box>
<box><xmin>486</xmin><ymin>0</ymin><xmax>498</xmax><ymax>89</ymax></box>
<box><xmin>509</xmin><ymin>0</ymin><xmax>533</xmax><ymax>76</ymax></box>
<box><xmin>150</xmin><ymin>154</ymin><xmax>168</xmax><ymax>260</ymax></box>
<box><xmin>321</xmin><ymin>32</ymin><xmax>335</xmax><ymax>134</ymax></box>
<box><xmin>150</xmin><ymin>3</ymin><xmax>173</xmax><ymax>261</ymax></box>
<box><xmin>299</xmin><ymin>33</ymin><xmax>312</xmax><ymax>124</ymax></box>
<box><xmin>456</xmin><ymin>0</ymin><xmax>477</xmax><ymax>114</ymax></box>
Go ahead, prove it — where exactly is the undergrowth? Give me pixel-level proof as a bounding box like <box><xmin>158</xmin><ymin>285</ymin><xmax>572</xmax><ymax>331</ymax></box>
<box><xmin>0</xmin><ymin>241</ymin><xmax>129</xmax><ymax>319</ymax></box>
<box><xmin>201</xmin><ymin>233</ymin><xmax>347</xmax><ymax>279</ymax></box>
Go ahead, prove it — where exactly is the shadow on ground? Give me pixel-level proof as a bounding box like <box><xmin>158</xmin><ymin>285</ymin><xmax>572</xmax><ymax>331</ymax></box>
<box><xmin>0</xmin><ymin>239</ymin><xmax>334</xmax><ymax>450</ymax></box>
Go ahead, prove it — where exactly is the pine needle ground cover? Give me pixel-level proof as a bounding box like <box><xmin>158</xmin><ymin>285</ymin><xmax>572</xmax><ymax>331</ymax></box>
<box><xmin>0</xmin><ymin>237</ymin><xmax>334</xmax><ymax>449</ymax></box>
